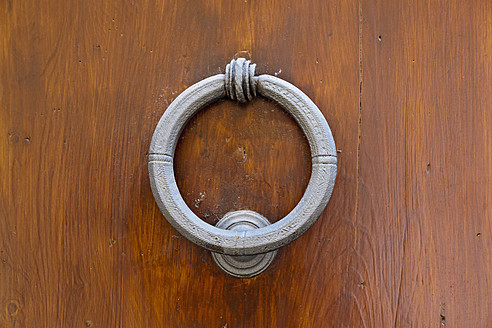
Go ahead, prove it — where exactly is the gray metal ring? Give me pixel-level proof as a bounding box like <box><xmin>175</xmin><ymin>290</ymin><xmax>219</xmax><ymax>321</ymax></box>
<box><xmin>149</xmin><ymin>59</ymin><xmax>337</xmax><ymax>256</ymax></box>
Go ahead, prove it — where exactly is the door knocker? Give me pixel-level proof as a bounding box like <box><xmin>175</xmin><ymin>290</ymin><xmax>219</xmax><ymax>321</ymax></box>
<box><xmin>149</xmin><ymin>58</ymin><xmax>337</xmax><ymax>278</ymax></box>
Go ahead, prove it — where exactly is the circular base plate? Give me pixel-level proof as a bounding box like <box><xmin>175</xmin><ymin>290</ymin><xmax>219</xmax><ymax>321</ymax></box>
<box><xmin>211</xmin><ymin>211</ymin><xmax>277</xmax><ymax>278</ymax></box>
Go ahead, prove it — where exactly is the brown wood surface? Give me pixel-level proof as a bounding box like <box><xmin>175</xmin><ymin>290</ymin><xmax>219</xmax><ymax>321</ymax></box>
<box><xmin>0</xmin><ymin>0</ymin><xmax>490</xmax><ymax>327</ymax></box>
<box><xmin>349</xmin><ymin>1</ymin><xmax>492</xmax><ymax>326</ymax></box>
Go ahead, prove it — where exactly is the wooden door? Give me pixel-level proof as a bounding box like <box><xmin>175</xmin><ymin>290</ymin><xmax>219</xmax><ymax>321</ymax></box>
<box><xmin>1</xmin><ymin>0</ymin><xmax>491</xmax><ymax>327</ymax></box>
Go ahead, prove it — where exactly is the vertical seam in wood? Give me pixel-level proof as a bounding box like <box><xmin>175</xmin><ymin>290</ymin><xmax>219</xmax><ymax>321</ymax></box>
<box><xmin>354</xmin><ymin>0</ymin><xmax>363</xmax><ymax>250</ymax></box>
<box><xmin>346</xmin><ymin>2</ymin><xmax>364</xmax><ymax>324</ymax></box>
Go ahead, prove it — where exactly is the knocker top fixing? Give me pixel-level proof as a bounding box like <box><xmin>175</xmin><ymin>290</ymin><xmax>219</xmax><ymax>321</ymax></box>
<box><xmin>224</xmin><ymin>58</ymin><xmax>257</xmax><ymax>103</ymax></box>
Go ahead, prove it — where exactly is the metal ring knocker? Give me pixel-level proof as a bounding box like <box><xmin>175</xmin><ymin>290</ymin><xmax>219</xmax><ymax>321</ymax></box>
<box><xmin>149</xmin><ymin>58</ymin><xmax>337</xmax><ymax>277</ymax></box>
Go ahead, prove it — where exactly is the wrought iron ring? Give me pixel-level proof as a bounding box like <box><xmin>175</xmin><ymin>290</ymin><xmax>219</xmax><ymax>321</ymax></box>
<box><xmin>148</xmin><ymin>58</ymin><xmax>337</xmax><ymax>257</ymax></box>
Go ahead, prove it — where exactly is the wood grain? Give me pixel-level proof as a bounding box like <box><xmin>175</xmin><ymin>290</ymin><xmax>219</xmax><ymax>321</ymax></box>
<box><xmin>1</xmin><ymin>0</ymin><xmax>490</xmax><ymax>327</ymax></box>
<box><xmin>347</xmin><ymin>0</ymin><xmax>492</xmax><ymax>327</ymax></box>
<box><xmin>0</xmin><ymin>0</ymin><xmax>359</xmax><ymax>327</ymax></box>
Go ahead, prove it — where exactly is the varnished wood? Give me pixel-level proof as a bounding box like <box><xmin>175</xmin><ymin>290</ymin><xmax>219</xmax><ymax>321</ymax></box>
<box><xmin>1</xmin><ymin>1</ymin><xmax>359</xmax><ymax>326</ymax></box>
<box><xmin>1</xmin><ymin>0</ymin><xmax>490</xmax><ymax>327</ymax></box>
<box><xmin>176</xmin><ymin>98</ymin><xmax>312</xmax><ymax>226</ymax></box>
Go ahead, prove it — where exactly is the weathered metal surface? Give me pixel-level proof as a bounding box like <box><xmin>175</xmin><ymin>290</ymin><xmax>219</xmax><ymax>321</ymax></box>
<box><xmin>211</xmin><ymin>210</ymin><xmax>277</xmax><ymax>278</ymax></box>
<box><xmin>148</xmin><ymin>59</ymin><xmax>337</xmax><ymax>256</ymax></box>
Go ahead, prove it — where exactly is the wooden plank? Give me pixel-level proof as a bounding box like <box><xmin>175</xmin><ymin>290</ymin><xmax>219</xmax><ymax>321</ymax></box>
<box><xmin>0</xmin><ymin>0</ymin><xmax>360</xmax><ymax>326</ymax></box>
<box><xmin>351</xmin><ymin>0</ymin><xmax>492</xmax><ymax>326</ymax></box>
